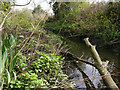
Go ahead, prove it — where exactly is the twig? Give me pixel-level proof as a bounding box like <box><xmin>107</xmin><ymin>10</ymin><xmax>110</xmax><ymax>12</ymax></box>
<box><xmin>0</xmin><ymin>10</ymin><xmax>12</xmax><ymax>30</ymax></box>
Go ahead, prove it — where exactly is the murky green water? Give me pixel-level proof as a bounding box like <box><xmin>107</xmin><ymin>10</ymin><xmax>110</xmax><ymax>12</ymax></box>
<box><xmin>63</xmin><ymin>37</ymin><xmax>120</xmax><ymax>88</ymax></box>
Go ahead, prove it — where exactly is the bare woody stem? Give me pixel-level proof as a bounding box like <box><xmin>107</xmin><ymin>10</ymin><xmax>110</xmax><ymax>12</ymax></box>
<box><xmin>84</xmin><ymin>38</ymin><xmax>119</xmax><ymax>89</ymax></box>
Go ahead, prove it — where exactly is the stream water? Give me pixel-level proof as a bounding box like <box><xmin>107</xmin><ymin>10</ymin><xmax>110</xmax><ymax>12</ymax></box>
<box><xmin>63</xmin><ymin>37</ymin><xmax>120</xmax><ymax>88</ymax></box>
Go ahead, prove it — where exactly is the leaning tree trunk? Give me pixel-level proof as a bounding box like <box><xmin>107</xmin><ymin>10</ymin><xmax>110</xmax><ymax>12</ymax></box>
<box><xmin>84</xmin><ymin>38</ymin><xmax>119</xmax><ymax>89</ymax></box>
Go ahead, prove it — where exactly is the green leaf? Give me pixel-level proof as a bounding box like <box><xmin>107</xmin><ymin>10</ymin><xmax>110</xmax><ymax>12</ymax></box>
<box><xmin>0</xmin><ymin>42</ymin><xmax>2</xmax><ymax>74</ymax></box>
<box><xmin>6</xmin><ymin>69</ymin><xmax>10</xmax><ymax>85</ymax></box>
<box><xmin>13</xmin><ymin>71</ymin><xmax>17</xmax><ymax>81</ymax></box>
<box><xmin>2</xmin><ymin>47</ymin><xmax>8</xmax><ymax>71</ymax></box>
<box><xmin>12</xmin><ymin>48</ymin><xmax>17</xmax><ymax>69</ymax></box>
<box><xmin>10</xmin><ymin>34</ymin><xmax>17</xmax><ymax>48</ymax></box>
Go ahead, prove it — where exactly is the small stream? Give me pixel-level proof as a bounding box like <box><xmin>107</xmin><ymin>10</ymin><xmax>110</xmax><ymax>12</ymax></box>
<box><xmin>63</xmin><ymin>37</ymin><xmax>120</xmax><ymax>88</ymax></box>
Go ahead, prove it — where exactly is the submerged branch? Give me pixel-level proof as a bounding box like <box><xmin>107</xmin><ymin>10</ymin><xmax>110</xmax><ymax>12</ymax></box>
<box><xmin>60</xmin><ymin>52</ymin><xmax>97</xmax><ymax>68</ymax></box>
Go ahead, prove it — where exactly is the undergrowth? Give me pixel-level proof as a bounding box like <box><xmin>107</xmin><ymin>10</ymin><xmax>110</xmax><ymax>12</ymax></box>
<box><xmin>9</xmin><ymin>52</ymin><xmax>67</xmax><ymax>88</ymax></box>
<box><xmin>3</xmin><ymin>28</ymin><xmax>69</xmax><ymax>88</ymax></box>
<box><xmin>0</xmin><ymin>5</ymin><xmax>70</xmax><ymax>88</ymax></box>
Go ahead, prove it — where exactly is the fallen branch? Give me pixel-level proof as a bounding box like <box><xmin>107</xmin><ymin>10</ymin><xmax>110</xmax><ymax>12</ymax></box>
<box><xmin>84</xmin><ymin>38</ymin><xmax>119</xmax><ymax>89</ymax></box>
<box><xmin>60</xmin><ymin>52</ymin><xmax>97</xmax><ymax>68</ymax></box>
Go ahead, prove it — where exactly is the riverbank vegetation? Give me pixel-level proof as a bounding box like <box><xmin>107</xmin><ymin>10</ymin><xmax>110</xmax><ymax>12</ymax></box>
<box><xmin>45</xmin><ymin>2</ymin><xmax>120</xmax><ymax>47</ymax></box>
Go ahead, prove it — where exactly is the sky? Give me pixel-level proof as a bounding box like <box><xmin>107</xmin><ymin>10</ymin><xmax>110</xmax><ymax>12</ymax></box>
<box><xmin>13</xmin><ymin>0</ymin><xmax>53</xmax><ymax>14</ymax></box>
<box><xmin>14</xmin><ymin>0</ymin><xmax>50</xmax><ymax>10</ymax></box>
<box><xmin>13</xmin><ymin>0</ymin><xmax>111</xmax><ymax>14</ymax></box>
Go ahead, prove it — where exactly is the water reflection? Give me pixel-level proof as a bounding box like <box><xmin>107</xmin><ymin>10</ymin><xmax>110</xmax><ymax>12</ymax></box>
<box><xmin>80</xmin><ymin>63</ymin><xmax>103</xmax><ymax>88</ymax></box>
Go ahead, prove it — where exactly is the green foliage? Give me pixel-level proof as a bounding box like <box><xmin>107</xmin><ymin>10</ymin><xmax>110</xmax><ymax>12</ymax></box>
<box><xmin>6</xmin><ymin>9</ymin><xmax>33</xmax><ymax>30</ymax></box>
<box><xmin>9</xmin><ymin>52</ymin><xmax>67</xmax><ymax>88</ymax></box>
<box><xmin>0</xmin><ymin>2</ymin><xmax>10</xmax><ymax>24</ymax></box>
<box><xmin>0</xmin><ymin>2</ymin><xmax>10</xmax><ymax>12</ymax></box>
<box><xmin>53</xmin><ymin>2</ymin><xmax>71</xmax><ymax>19</ymax></box>
<box><xmin>46</xmin><ymin>7</ymin><xmax>79</xmax><ymax>32</ymax></box>
<box><xmin>32</xmin><ymin>5</ymin><xmax>45</xmax><ymax>20</ymax></box>
<box><xmin>92</xmin><ymin>2</ymin><xmax>120</xmax><ymax>41</ymax></box>
<box><xmin>0</xmin><ymin>33</ymin><xmax>18</xmax><ymax>88</ymax></box>
<box><xmin>53</xmin><ymin>2</ymin><xmax>89</xmax><ymax>20</ymax></box>
<box><xmin>6</xmin><ymin>8</ymin><xmax>46</xmax><ymax>30</ymax></box>
<box><xmin>46</xmin><ymin>2</ymin><xmax>120</xmax><ymax>43</ymax></box>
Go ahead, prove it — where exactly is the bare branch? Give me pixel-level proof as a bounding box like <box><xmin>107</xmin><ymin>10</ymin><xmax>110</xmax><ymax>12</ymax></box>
<box><xmin>11</xmin><ymin>0</ymin><xmax>32</xmax><ymax>6</ymax></box>
<box><xmin>60</xmin><ymin>52</ymin><xmax>96</xmax><ymax>68</ymax></box>
<box><xmin>0</xmin><ymin>10</ymin><xmax>12</xmax><ymax>29</ymax></box>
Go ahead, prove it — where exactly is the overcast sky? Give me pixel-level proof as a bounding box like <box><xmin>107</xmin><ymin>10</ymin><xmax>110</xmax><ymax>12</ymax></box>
<box><xmin>13</xmin><ymin>0</ymin><xmax>111</xmax><ymax>14</ymax></box>
<box><xmin>13</xmin><ymin>0</ymin><xmax>53</xmax><ymax>14</ymax></box>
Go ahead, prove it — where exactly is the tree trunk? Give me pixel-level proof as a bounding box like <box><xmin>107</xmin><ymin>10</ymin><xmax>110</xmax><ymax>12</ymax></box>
<box><xmin>84</xmin><ymin>38</ymin><xmax>119</xmax><ymax>89</ymax></box>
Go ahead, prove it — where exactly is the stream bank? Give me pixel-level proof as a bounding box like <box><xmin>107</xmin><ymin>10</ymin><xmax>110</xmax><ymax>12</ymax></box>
<box><xmin>46</xmin><ymin>28</ymin><xmax>120</xmax><ymax>54</ymax></box>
